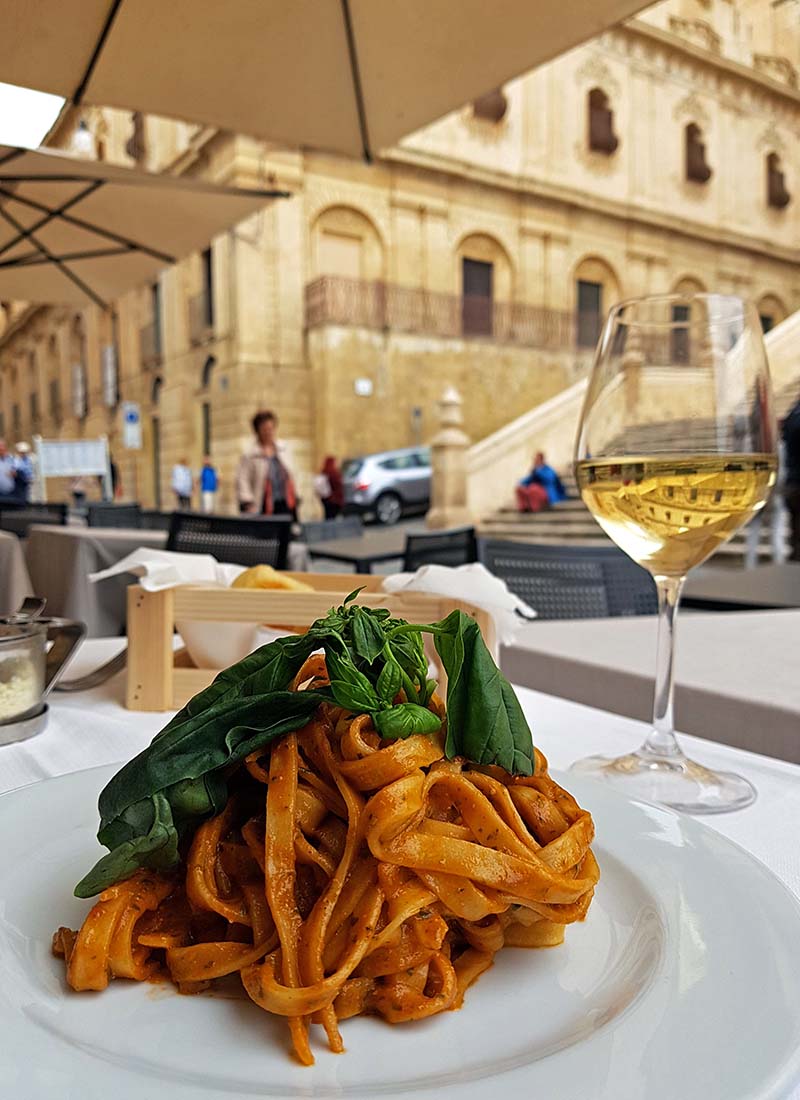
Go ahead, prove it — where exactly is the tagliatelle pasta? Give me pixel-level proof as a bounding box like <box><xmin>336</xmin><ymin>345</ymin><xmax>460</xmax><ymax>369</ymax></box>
<box><xmin>54</xmin><ymin>655</ymin><xmax>598</xmax><ymax>1065</ymax></box>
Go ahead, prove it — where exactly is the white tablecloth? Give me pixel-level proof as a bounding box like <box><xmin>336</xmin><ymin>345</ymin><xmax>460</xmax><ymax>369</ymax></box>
<box><xmin>2</xmin><ymin>639</ymin><xmax>799</xmax><ymax>1098</ymax></box>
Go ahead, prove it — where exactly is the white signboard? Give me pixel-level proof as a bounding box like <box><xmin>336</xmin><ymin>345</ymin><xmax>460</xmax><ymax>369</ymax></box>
<box><xmin>33</xmin><ymin>436</ymin><xmax>111</xmax><ymax>502</ymax></box>
<box><xmin>121</xmin><ymin>401</ymin><xmax>142</xmax><ymax>450</ymax></box>
<box><xmin>102</xmin><ymin>344</ymin><xmax>118</xmax><ymax>408</ymax></box>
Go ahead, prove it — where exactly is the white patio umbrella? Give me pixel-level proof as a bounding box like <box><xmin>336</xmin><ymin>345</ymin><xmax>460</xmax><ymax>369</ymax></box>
<box><xmin>0</xmin><ymin>0</ymin><xmax>651</xmax><ymax>162</ymax></box>
<box><xmin>0</xmin><ymin>143</ymin><xmax>286</xmax><ymax>307</ymax></box>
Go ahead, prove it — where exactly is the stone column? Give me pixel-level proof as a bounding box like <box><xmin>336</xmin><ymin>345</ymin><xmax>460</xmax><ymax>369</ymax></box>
<box><xmin>426</xmin><ymin>386</ymin><xmax>472</xmax><ymax>529</ymax></box>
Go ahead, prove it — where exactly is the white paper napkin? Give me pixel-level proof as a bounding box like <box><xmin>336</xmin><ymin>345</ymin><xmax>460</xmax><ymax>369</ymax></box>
<box><xmin>88</xmin><ymin>547</ymin><xmax>245</xmax><ymax>589</ymax></box>
<box><xmin>382</xmin><ymin>563</ymin><xmax>535</xmax><ymax>644</ymax></box>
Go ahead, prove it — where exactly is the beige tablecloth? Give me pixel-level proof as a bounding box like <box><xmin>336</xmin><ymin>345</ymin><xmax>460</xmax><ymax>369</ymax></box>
<box><xmin>25</xmin><ymin>525</ymin><xmax>311</xmax><ymax>637</ymax></box>
<box><xmin>26</xmin><ymin>525</ymin><xmax>168</xmax><ymax>636</ymax></box>
<box><xmin>0</xmin><ymin>529</ymin><xmax>33</xmax><ymax>615</ymax></box>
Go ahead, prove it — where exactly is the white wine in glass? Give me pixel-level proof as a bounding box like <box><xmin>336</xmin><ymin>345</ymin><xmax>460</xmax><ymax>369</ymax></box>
<box><xmin>571</xmin><ymin>294</ymin><xmax>777</xmax><ymax>813</ymax></box>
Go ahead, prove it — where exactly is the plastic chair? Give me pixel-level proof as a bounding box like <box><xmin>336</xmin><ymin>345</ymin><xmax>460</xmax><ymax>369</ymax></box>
<box><xmin>301</xmin><ymin>516</ymin><xmax>363</xmax><ymax>544</ymax></box>
<box><xmin>479</xmin><ymin>540</ymin><xmax>657</xmax><ymax>620</ymax></box>
<box><xmin>166</xmin><ymin>512</ymin><xmax>291</xmax><ymax>569</ymax></box>
<box><xmin>139</xmin><ymin>510</ymin><xmax>174</xmax><ymax>531</ymax></box>
<box><xmin>402</xmin><ymin>526</ymin><xmax>478</xmax><ymax>572</ymax></box>
<box><xmin>87</xmin><ymin>502</ymin><xmax>142</xmax><ymax>528</ymax></box>
<box><xmin>0</xmin><ymin>502</ymin><xmax>69</xmax><ymax>537</ymax></box>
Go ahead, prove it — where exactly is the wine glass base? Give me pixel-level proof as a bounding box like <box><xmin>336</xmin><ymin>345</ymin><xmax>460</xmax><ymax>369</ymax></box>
<box><xmin>569</xmin><ymin>750</ymin><xmax>757</xmax><ymax>814</ymax></box>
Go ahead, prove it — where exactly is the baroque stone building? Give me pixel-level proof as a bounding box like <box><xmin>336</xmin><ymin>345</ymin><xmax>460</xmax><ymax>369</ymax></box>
<box><xmin>1</xmin><ymin>0</ymin><xmax>798</xmax><ymax>512</ymax></box>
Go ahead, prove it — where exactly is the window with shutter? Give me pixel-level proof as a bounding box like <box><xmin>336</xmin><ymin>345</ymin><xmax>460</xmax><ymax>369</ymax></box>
<box><xmin>766</xmin><ymin>153</ymin><xmax>791</xmax><ymax>210</ymax></box>
<box><xmin>461</xmin><ymin>258</ymin><xmax>494</xmax><ymax>336</ymax></box>
<box><xmin>685</xmin><ymin>124</ymin><xmax>712</xmax><ymax>183</ymax></box>
<box><xmin>576</xmin><ymin>280</ymin><xmax>602</xmax><ymax>348</ymax></box>
<box><xmin>588</xmin><ymin>88</ymin><xmax>619</xmax><ymax>154</ymax></box>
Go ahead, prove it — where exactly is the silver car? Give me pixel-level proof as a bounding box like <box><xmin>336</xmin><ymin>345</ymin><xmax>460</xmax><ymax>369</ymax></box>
<box><xmin>342</xmin><ymin>447</ymin><xmax>431</xmax><ymax>525</ymax></box>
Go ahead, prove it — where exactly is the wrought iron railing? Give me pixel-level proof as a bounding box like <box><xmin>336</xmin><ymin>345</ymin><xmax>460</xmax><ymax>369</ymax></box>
<box><xmin>305</xmin><ymin>276</ymin><xmax>576</xmax><ymax>350</ymax></box>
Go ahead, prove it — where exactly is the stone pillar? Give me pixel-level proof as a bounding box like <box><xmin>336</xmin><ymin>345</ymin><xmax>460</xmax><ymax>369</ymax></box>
<box><xmin>426</xmin><ymin>386</ymin><xmax>472</xmax><ymax>529</ymax></box>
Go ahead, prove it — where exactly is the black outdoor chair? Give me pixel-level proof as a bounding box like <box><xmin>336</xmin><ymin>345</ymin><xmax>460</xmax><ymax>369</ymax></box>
<box><xmin>139</xmin><ymin>509</ymin><xmax>174</xmax><ymax>531</ymax></box>
<box><xmin>402</xmin><ymin>526</ymin><xmax>478</xmax><ymax>572</ymax></box>
<box><xmin>301</xmin><ymin>515</ymin><xmax>363</xmax><ymax>544</ymax></box>
<box><xmin>166</xmin><ymin>512</ymin><xmax>292</xmax><ymax>569</ymax></box>
<box><xmin>479</xmin><ymin>540</ymin><xmax>658</xmax><ymax>620</ymax></box>
<box><xmin>0</xmin><ymin>502</ymin><xmax>69</xmax><ymax>538</ymax></box>
<box><xmin>87</xmin><ymin>502</ymin><xmax>142</xmax><ymax>528</ymax></box>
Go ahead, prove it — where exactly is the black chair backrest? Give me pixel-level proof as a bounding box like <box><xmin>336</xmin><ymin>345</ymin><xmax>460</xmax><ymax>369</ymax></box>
<box><xmin>301</xmin><ymin>516</ymin><xmax>363</xmax><ymax>544</ymax></box>
<box><xmin>139</xmin><ymin>510</ymin><xmax>174</xmax><ymax>531</ymax></box>
<box><xmin>479</xmin><ymin>540</ymin><xmax>657</xmax><ymax>620</ymax></box>
<box><xmin>87</xmin><ymin>502</ymin><xmax>142</xmax><ymax>528</ymax></box>
<box><xmin>402</xmin><ymin>526</ymin><xmax>478</xmax><ymax>572</ymax></box>
<box><xmin>166</xmin><ymin>512</ymin><xmax>292</xmax><ymax>569</ymax></box>
<box><xmin>0</xmin><ymin>502</ymin><xmax>69</xmax><ymax>537</ymax></box>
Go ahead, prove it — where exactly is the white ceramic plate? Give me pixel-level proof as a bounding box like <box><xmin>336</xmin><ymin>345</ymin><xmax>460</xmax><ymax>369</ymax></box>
<box><xmin>2</xmin><ymin>765</ymin><xmax>800</xmax><ymax>1100</ymax></box>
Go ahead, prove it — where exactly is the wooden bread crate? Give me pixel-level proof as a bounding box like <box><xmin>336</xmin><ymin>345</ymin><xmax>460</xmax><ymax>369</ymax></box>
<box><xmin>126</xmin><ymin>572</ymin><xmax>495</xmax><ymax>712</ymax></box>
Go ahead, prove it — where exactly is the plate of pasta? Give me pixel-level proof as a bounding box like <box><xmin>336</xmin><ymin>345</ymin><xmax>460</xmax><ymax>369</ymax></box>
<box><xmin>2</xmin><ymin>597</ymin><xmax>800</xmax><ymax>1100</ymax></box>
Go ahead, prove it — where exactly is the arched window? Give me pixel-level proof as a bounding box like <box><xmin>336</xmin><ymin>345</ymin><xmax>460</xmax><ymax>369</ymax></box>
<box><xmin>685</xmin><ymin>123</ymin><xmax>712</xmax><ymax>183</ymax></box>
<box><xmin>201</xmin><ymin>355</ymin><xmax>216</xmax><ymax>389</ymax></box>
<box><xmin>457</xmin><ymin>233</ymin><xmax>514</xmax><ymax>337</ymax></box>
<box><xmin>757</xmin><ymin>294</ymin><xmax>787</xmax><ymax>334</ymax></box>
<box><xmin>574</xmin><ymin>257</ymin><xmax>621</xmax><ymax>348</ymax></box>
<box><xmin>311</xmin><ymin>206</ymin><xmax>385</xmax><ymax>282</ymax></box>
<box><xmin>766</xmin><ymin>153</ymin><xmax>790</xmax><ymax>210</ymax></box>
<box><xmin>587</xmin><ymin>88</ymin><xmax>619</xmax><ymax>154</ymax></box>
<box><xmin>200</xmin><ymin>356</ymin><xmax>216</xmax><ymax>454</ymax></box>
<box><xmin>151</xmin><ymin>374</ymin><xmax>163</xmax><ymax>405</ymax></box>
<box><xmin>670</xmin><ymin>278</ymin><xmax>706</xmax><ymax>363</ymax></box>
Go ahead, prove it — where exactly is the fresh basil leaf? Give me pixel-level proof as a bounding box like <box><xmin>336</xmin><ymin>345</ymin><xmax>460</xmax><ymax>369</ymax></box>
<box><xmin>75</xmin><ymin>793</ymin><xmax>179</xmax><ymax>898</ymax></box>
<box><xmin>374</xmin><ymin>703</ymin><xmax>442</xmax><ymax>740</ymax></box>
<box><xmin>324</xmin><ymin>644</ymin><xmax>379</xmax><ymax>712</ymax></box>
<box><xmin>343</xmin><ymin>587</ymin><xmax>366</xmax><ymax>605</ymax></box>
<box><xmin>376</xmin><ymin>657</ymin><xmax>403</xmax><ymax>705</ymax></box>
<box><xmin>351</xmin><ymin>606</ymin><xmax>387</xmax><ymax>664</ymax></box>
<box><xmin>433</xmin><ymin>610</ymin><xmax>533</xmax><ymax>776</ymax></box>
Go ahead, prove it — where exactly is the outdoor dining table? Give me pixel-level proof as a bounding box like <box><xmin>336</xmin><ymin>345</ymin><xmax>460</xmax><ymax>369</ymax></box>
<box><xmin>682</xmin><ymin>561</ymin><xmax>800</xmax><ymax>611</ymax></box>
<box><xmin>0</xmin><ymin>529</ymin><xmax>33</xmax><ymax>615</ymax></box>
<box><xmin>502</xmin><ymin>608</ymin><xmax>800</xmax><ymax>764</ymax></box>
<box><xmin>25</xmin><ymin>524</ymin><xmax>312</xmax><ymax>636</ymax></box>
<box><xmin>308</xmin><ymin>527</ymin><xmax>407</xmax><ymax>573</ymax></box>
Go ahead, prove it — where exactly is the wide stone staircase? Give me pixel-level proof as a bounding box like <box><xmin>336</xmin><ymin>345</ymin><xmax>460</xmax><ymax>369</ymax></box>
<box><xmin>478</xmin><ymin>468</ymin><xmax>785</xmax><ymax>564</ymax></box>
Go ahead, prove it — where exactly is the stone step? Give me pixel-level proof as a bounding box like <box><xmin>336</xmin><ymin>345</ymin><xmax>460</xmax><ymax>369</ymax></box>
<box><xmin>476</xmin><ymin>527</ymin><xmax>774</xmax><ymax>559</ymax></box>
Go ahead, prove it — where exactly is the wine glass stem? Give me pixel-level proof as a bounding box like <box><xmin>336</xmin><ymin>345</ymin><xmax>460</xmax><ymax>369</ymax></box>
<box><xmin>643</xmin><ymin>575</ymin><xmax>685</xmax><ymax>758</ymax></box>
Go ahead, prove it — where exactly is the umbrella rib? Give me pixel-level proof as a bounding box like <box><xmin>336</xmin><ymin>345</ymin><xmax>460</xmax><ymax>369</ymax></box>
<box><xmin>0</xmin><ymin>181</ymin><xmax>104</xmax><ymax>260</ymax></box>
<box><xmin>0</xmin><ymin>246</ymin><xmax>131</xmax><ymax>268</ymax></box>
<box><xmin>73</xmin><ymin>0</ymin><xmax>125</xmax><ymax>106</ymax></box>
<box><xmin>0</xmin><ymin>186</ymin><xmax>176</xmax><ymax>264</ymax></box>
<box><xmin>339</xmin><ymin>0</ymin><xmax>373</xmax><ymax>163</ymax></box>
<box><xmin>0</xmin><ymin>148</ymin><xmax>25</xmax><ymax>169</ymax></box>
<box><xmin>0</xmin><ymin>204</ymin><xmax>107</xmax><ymax>309</ymax></box>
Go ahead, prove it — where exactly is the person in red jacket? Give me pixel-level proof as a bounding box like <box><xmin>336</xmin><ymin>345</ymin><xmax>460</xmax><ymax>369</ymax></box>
<box><xmin>315</xmin><ymin>455</ymin><xmax>344</xmax><ymax>519</ymax></box>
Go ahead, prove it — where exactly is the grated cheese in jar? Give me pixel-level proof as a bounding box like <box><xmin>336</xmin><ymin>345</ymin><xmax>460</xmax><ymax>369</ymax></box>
<box><xmin>0</xmin><ymin>657</ymin><xmax>40</xmax><ymax>720</ymax></box>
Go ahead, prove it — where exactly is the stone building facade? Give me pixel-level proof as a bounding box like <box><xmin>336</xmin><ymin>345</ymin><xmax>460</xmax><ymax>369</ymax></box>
<box><xmin>0</xmin><ymin>0</ymin><xmax>798</xmax><ymax>512</ymax></box>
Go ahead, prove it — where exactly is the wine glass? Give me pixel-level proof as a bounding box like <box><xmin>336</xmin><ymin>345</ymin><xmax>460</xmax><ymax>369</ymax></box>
<box><xmin>571</xmin><ymin>293</ymin><xmax>777</xmax><ymax>813</ymax></box>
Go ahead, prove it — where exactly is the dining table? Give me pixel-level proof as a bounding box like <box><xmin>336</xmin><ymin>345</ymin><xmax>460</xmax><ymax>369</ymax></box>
<box><xmin>309</xmin><ymin>526</ymin><xmax>407</xmax><ymax>573</ymax></box>
<box><xmin>2</xmin><ymin>637</ymin><xmax>800</xmax><ymax>1100</ymax></box>
<box><xmin>24</xmin><ymin>525</ymin><xmax>312</xmax><ymax>636</ymax></box>
<box><xmin>0</xmin><ymin>529</ymin><xmax>33</xmax><ymax>615</ymax></box>
<box><xmin>682</xmin><ymin>561</ymin><xmax>800</xmax><ymax>611</ymax></box>
<box><xmin>502</xmin><ymin>609</ymin><xmax>800</xmax><ymax>764</ymax></box>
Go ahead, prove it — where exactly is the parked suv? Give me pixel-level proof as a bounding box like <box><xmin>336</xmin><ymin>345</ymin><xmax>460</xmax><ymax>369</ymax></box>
<box><xmin>342</xmin><ymin>447</ymin><xmax>431</xmax><ymax>525</ymax></box>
